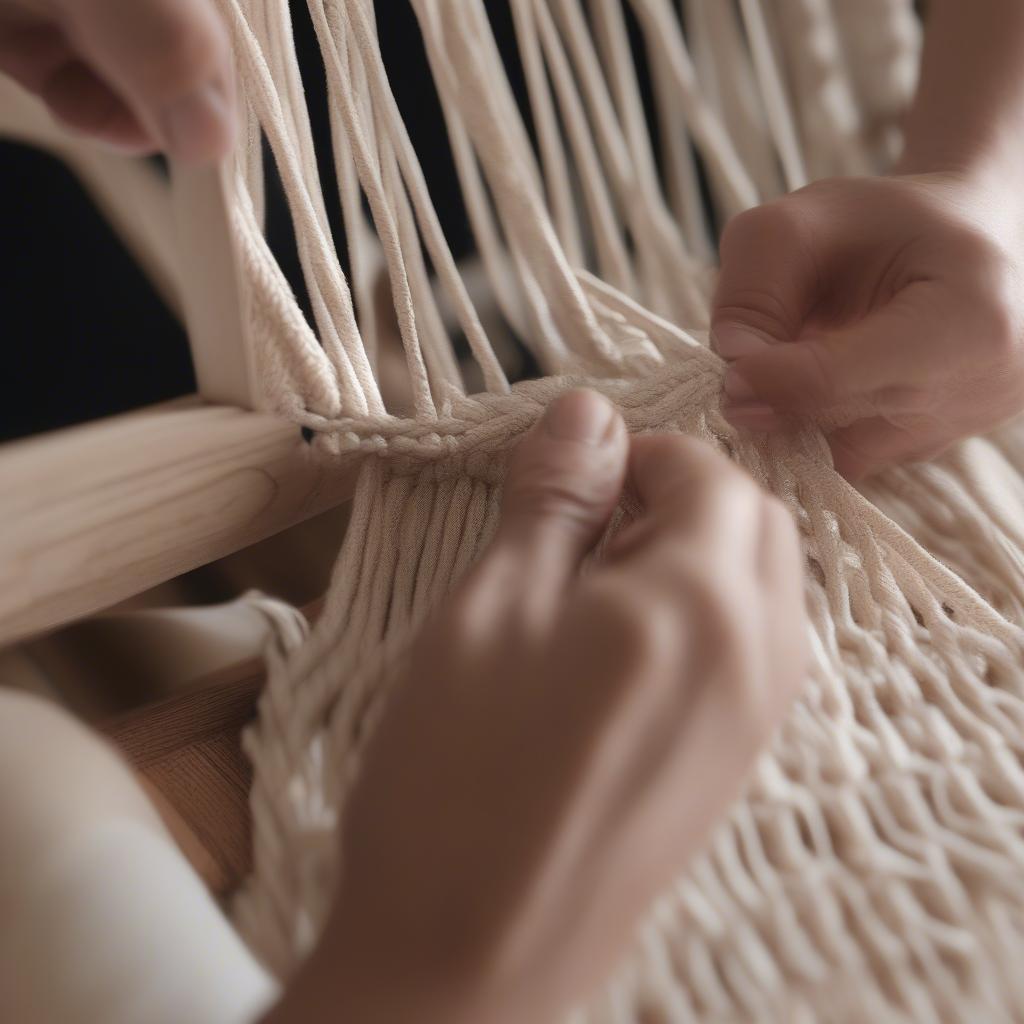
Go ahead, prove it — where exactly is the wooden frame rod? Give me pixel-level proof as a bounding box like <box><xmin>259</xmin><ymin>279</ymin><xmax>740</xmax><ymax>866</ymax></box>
<box><xmin>0</xmin><ymin>401</ymin><xmax>358</xmax><ymax>647</ymax></box>
<box><xmin>172</xmin><ymin>162</ymin><xmax>255</xmax><ymax>408</ymax></box>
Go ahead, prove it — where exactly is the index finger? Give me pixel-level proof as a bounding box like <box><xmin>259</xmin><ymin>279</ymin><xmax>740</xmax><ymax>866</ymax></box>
<box><xmin>607</xmin><ymin>433</ymin><xmax>764</xmax><ymax>573</ymax></box>
<box><xmin>61</xmin><ymin>0</ymin><xmax>235</xmax><ymax>163</ymax></box>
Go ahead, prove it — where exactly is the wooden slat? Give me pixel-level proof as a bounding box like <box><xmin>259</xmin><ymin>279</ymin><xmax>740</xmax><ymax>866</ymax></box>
<box><xmin>0</xmin><ymin>402</ymin><xmax>359</xmax><ymax>646</ymax></box>
<box><xmin>172</xmin><ymin>162</ymin><xmax>253</xmax><ymax>407</ymax></box>
<box><xmin>104</xmin><ymin>658</ymin><xmax>266</xmax><ymax>896</ymax></box>
<box><xmin>104</xmin><ymin>662</ymin><xmax>264</xmax><ymax>766</ymax></box>
<box><xmin>101</xmin><ymin>602</ymin><xmax>322</xmax><ymax>894</ymax></box>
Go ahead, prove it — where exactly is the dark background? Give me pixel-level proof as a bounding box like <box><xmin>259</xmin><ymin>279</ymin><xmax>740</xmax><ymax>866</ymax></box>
<box><xmin>0</xmin><ymin>2</ymin><xmax>661</xmax><ymax>442</ymax></box>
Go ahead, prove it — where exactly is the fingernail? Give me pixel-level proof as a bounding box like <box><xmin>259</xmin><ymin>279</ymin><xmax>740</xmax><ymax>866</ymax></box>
<box><xmin>723</xmin><ymin>367</ymin><xmax>758</xmax><ymax>403</ymax></box>
<box><xmin>543</xmin><ymin>391</ymin><xmax>617</xmax><ymax>446</ymax></box>
<box><xmin>159</xmin><ymin>80</ymin><xmax>234</xmax><ymax>163</ymax></box>
<box><xmin>713</xmin><ymin>325</ymin><xmax>769</xmax><ymax>359</ymax></box>
<box><xmin>722</xmin><ymin>402</ymin><xmax>783</xmax><ymax>432</ymax></box>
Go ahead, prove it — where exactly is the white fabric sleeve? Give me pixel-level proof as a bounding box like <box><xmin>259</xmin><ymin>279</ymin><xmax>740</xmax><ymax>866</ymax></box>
<box><xmin>1</xmin><ymin>818</ymin><xmax>280</xmax><ymax>1024</ymax></box>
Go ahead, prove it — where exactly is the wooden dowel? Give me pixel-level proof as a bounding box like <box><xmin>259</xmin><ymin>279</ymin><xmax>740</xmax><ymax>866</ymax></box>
<box><xmin>0</xmin><ymin>401</ymin><xmax>358</xmax><ymax>647</ymax></box>
<box><xmin>171</xmin><ymin>162</ymin><xmax>254</xmax><ymax>407</ymax></box>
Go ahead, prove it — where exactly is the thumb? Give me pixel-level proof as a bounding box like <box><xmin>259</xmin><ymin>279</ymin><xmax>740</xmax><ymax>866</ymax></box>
<box><xmin>712</xmin><ymin>201</ymin><xmax>823</xmax><ymax>358</ymax></box>
<box><xmin>494</xmin><ymin>390</ymin><xmax>628</xmax><ymax>590</ymax></box>
<box><xmin>60</xmin><ymin>0</ymin><xmax>235</xmax><ymax>164</ymax></box>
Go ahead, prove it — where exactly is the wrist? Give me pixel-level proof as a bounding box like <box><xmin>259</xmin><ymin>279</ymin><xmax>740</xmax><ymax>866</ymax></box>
<box><xmin>259</xmin><ymin>922</ymin><xmax>519</xmax><ymax>1024</ymax></box>
<box><xmin>895</xmin><ymin>131</ymin><xmax>1024</xmax><ymax>196</ymax></box>
<box><xmin>891</xmin><ymin>136</ymin><xmax>1024</xmax><ymax>243</ymax></box>
<box><xmin>895</xmin><ymin>0</ymin><xmax>1024</xmax><ymax>201</ymax></box>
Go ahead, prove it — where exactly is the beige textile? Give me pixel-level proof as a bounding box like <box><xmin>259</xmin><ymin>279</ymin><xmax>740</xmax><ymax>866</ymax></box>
<box><xmin>163</xmin><ymin>1</ymin><xmax>1024</xmax><ymax>1019</ymax></box>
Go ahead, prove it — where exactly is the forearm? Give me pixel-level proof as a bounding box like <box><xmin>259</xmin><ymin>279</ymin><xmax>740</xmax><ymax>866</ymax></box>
<box><xmin>257</xmin><ymin>931</ymin><xmax>514</xmax><ymax>1024</ymax></box>
<box><xmin>899</xmin><ymin>0</ymin><xmax>1024</xmax><ymax>183</ymax></box>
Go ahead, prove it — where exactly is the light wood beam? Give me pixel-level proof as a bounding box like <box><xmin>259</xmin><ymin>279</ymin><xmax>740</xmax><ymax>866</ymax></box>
<box><xmin>0</xmin><ymin>401</ymin><xmax>357</xmax><ymax>647</ymax></box>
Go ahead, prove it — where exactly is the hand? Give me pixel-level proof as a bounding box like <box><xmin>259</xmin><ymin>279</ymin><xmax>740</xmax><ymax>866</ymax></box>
<box><xmin>266</xmin><ymin>390</ymin><xmax>807</xmax><ymax>1024</ymax></box>
<box><xmin>713</xmin><ymin>173</ymin><xmax>1024</xmax><ymax>479</ymax></box>
<box><xmin>0</xmin><ymin>0</ymin><xmax>234</xmax><ymax>162</ymax></box>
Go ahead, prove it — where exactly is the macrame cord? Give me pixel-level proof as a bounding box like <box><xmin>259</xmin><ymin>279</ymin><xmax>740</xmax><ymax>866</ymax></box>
<box><xmin>167</xmin><ymin>1</ymin><xmax>1024</xmax><ymax>1020</ymax></box>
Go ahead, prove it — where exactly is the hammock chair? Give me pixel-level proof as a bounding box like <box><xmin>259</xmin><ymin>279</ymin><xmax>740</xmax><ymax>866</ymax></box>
<box><xmin>7</xmin><ymin>0</ymin><xmax>1024</xmax><ymax>1020</ymax></box>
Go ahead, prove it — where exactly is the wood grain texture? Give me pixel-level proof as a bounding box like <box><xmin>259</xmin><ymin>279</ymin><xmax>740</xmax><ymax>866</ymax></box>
<box><xmin>104</xmin><ymin>660</ymin><xmax>264</xmax><ymax>766</ymax></box>
<box><xmin>104</xmin><ymin>659</ymin><xmax>265</xmax><ymax>895</ymax></box>
<box><xmin>101</xmin><ymin>601</ymin><xmax>322</xmax><ymax>894</ymax></box>
<box><xmin>0</xmin><ymin>401</ymin><xmax>359</xmax><ymax>646</ymax></box>
<box><xmin>172</xmin><ymin>163</ymin><xmax>253</xmax><ymax>407</ymax></box>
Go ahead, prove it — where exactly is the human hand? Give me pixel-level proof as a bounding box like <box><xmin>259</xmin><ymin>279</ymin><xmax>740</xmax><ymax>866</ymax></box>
<box><xmin>0</xmin><ymin>0</ymin><xmax>234</xmax><ymax>162</ymax></box>
<box><xmin>268</xmin><ymin>391</ymin><xmax>807</xmax><ymax>1024</ymax></box>
<box><xmin>713</xmin><ymin>173</ymin><xmax>1024</xmax><ymax>479</ymax></box>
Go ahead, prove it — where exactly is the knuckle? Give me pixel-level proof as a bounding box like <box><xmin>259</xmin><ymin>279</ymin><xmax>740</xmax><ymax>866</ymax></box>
<box><xmin>718</xmin><ymin>207</ymin><xmax>761</xmax><ymax>256</ymax></box>
<box><xmin>717</xmin><ymin>200</ymin><xmax>818</xmax><ymax>343</ymax></box>
<box><xmin>584</xmin><ymin>585</ymin><xmax>679</xmax><ymax>682</ymax></box>
<box><xmin>428</xmin><ymin>580</ymin><xmax>513</xmax><ymax>664</ymax></box>
<box><xmin>829</xmin><ymin>430</ymin><xmax>880</xmax><ymax>480</ymax></box>
<box><xmin>716</xmin><ymin>465</ymin><xmax>761</xmax><ymax>510</ymax></box>
<box><xmin>428</xmin><ymin>597</ymin><xmax>476</xmax><ymax>657</ymax></box>
<box><xmin>967</xmin><ymin>267</ymin><xmax>1023</xmax><ymax>366</ymax></box>
<box><xmin>141</xmin><ymin>14</ymin><xmax>224</xmax><ymax>96</ymax></box>
<box><xmin>635</xmin><ymin>433</ymin><xmax>728</xmax><ymax>486</ymax></box>
<box><xmin>979</xmin><ymin>306</ymin><xmax>1019</xmax><ymax>365</ymax></box>
<box><xmin>797</xmin><ymin>340</ymin><xmax>841</xmax><ymax>406</ymax></box>
<box><xmin>691</xmin><ymin>458</ymin><xmax>761</xmax><ymax>522</ymax></box>
<box><xmin>441</xmin><ymin>585</ymin><xmax>478</xmax><ymax>634</ymax></box>
<box><xmin>722</xmin><ymin>201</ymin><xmax>800</xmax><ymax>254</ymax></box>
<box><xmin>690</xmin><ymin>572</ymin><xmax>743</xmax><ymax>646</ymax></box>
<box><xmin>506</xmin><ymin>433</ymin><xmax>622</xmax><ymax>525</ymax></box>
<box><xmin>636</xmin><ymin>435</ymin><xmax>764</xmax><ymax>524</ymax></box>
<box><xmin>435</xmin><ymin>566</ymin><xmax>503</xmax><ymax>642</ymax></box>
<box><xmin>944</xmin><ymin>218</ymin><xmax>998</xmax><ymax>264</ymax></box>
<box><xmin>587</xmin><ymin>586</ymin><xmax>649</xmax><ymax>644</ymax></box>
<box><xmin>715</xmin><ymin>289</ymin><xmax>800</xmax><ymax>341</ymax></box>
<box><xmin>875</xmin><ymin>385</ymin><xmax>940</xmax><ymax>417</ymax></box>
<box><xmin>505</xmin><ymin>475</ymin><xmax>593</xmax><ymax>530</ymax></box>
<box><xmin>632</xmin><ymin>432</ymin><xmax>688</xmax><ymax>465</ymax></box>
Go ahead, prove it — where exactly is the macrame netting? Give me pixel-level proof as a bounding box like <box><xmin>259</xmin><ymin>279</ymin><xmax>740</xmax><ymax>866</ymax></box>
<box><xmin>205</xmin><ymin>1</ymin><xmax>1024</xmax><ymax>1019</ymax></box>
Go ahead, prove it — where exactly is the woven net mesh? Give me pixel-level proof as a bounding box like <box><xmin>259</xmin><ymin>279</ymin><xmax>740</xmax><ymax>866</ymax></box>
<box><xmin>181</xmin><ymin>1</ymin><xmax>1024</xmax><ymax>1019</ymax></box>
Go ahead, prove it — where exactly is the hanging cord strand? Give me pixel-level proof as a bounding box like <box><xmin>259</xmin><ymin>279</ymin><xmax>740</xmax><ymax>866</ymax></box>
<box><xmin>738</xmin><ymin>0</ymin><xmax>808</xmax><ymax>191</ymax></box>
<box><xmin>344</xmin><ymin>0</ymin><xmax>510</xmax><ymax>395</ymax></box>
<box><xmin>218</xmin><ymin>0</ymin><xmax>379</xmax><ymax>415</ymax></box>
<box><xmin>308</xmin><ymin>0</ymin><xmax>436</xmax><ymax>417</ymax></box>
